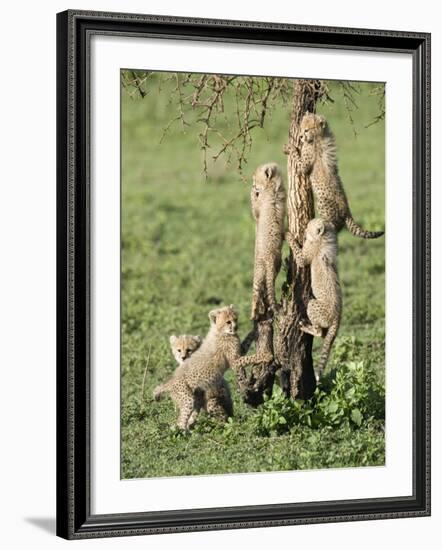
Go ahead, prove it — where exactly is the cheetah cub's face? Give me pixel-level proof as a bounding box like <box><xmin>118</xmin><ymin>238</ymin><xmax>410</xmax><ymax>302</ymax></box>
<box><xmin>209</xmin><ymin>305</ymin><xmax>238</xmax><ymax>335</ymax></box>
<box><xmin>299</xmin><ymin>113</ymin><xmax>327</xmax><ymax>144</ymax></box>
<box><xmin>169</xmin><ymin>334</ymin><xmax>202</xmax><ymax>364</ymax></box>
<box><xmin>252</xmin><ymin>162</ymin><xmax>282</xmax><ymax>200</ymax></box>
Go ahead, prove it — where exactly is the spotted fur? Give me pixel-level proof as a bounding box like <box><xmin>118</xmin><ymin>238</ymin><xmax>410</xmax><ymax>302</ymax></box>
<box><xmin>232</xmin><ymin>347</ymin><xmax>273</xmax><ymax>371</ymax></box>
<box><xmin>297</xmin><ymin>113</ymin><xmax>384</xmax><ymax>239</ymax></box>
<box><xmin>286</xmin><ymin>219</ymin><xmax>342</xmax><ymax>380</ymax></box>
<box><xmin>169</xmin><ymin>334</ymin><xmax>202</xmax><ymax>364</ymax></box>
<box><xmin>169</xmin><ymin>334</ymin><xmax>233</xmax><ymax>420</ymax></box>
<box><xmin>250</xmin><ymin>163</ymin><xmax>286</xmax><ymax>320</ymax></box>
<box><xmin>232</xmin><ymin>320</ymin><xmax>273</xmax><ymax>372</ymax></box>
<box><xmin>153</xmin><ymin>306</ymin><xmax>241</xmax><ymax>430</ymax></box>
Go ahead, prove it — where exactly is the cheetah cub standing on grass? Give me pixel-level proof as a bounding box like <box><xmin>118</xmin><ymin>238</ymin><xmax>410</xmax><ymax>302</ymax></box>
<box><xmin>169</xmin><ymin>334</ymin><xmax>233</xmax><ymax>420</ymax></box>
<box><xmin>250</xmin><ymin>162</ymin><xmax>286</xmax><ymax>320</ymax></box>
<box><xmin>153</xmin><ymin>305</ymin><xmax>241</xmax><ymax>430</ymax></box>
<box><xmin>296</xmin><ymin>112</ymin><xmax>384</xmax><ymax>239</ymax></box>
<box><xmin>286</xmin><ymin>218</ymin><xmax>342</xmax><ymax>380</ymax></box>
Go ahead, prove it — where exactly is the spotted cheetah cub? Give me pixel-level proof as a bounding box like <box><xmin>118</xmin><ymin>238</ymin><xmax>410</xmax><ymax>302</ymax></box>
<box><xmin>153</xmin><ymin>306</ymin><xmax>241</xmax><ymax>430</ymax></box>
<box><xmin>296</xmin><ymin>112</ymin><xmax>384</xmax><ymax>239</ymax></box>
<box><xmin>169</xmin><ymin>334</ymin><xmax>233</xmax><ymax>420</ymax></box>
<box><xmin>169</xmin><ymin>334</ymin><xmax>202</xmax><ymax>364</ymax></box>
<box><xmin>286</xmin><ymin>218</ymin><xmax>342</xmax><ymax>380</ymax></box>
<box><xmin>250</xmin><ymin>162</ymin><xmax>286</xmax><ymax>320</ymax></box>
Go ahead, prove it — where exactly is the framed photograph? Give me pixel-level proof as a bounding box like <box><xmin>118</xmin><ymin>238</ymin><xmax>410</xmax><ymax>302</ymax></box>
<box><xmin>56</xmin><ymin>10</ymin><xmax>431</xmax><ymax>539</ymax></box>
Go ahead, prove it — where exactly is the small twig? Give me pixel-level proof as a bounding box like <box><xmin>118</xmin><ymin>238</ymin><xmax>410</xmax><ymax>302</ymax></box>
<box><xmin>365</xmin><ymin>84</ymin><xmax>385</xmax><ymax>128</ymax></box>
<box><xmin>140</xmin><ymin>346</ymin><xmax>152</xmax><ymax>407</ymax></box>
<box><xmin>338</xmin><ymin>80</ymin><xmax>360</xmax><ymax>138</ymax></box>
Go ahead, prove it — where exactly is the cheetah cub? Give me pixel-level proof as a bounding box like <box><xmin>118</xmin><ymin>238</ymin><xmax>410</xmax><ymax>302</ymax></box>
<box><xmin>250</xmin><ymin>162</ymin><xmax>286</xmax><ymax>320</ymax></box>
<box><xmin>169</xmin><ymin>334</ymin><xmax>233</xmax><ymax>420</ymax></box>
<box><xmin>153</xmin><ymin>305</ymin><xmax>241</xmax><ymax>430</ymax></box>
<box><xmin>286</xmin><ymin>218</ymin><xmax>342</xmax><ymax>380</ymax></box>
<box><xmin>296</xmin><ymin>112</ymin><xmax>384</xmax><ymax>239</ymax></box>
<box><xmin>169</xmin><ymin>334</ymin><xmax>202</xmax><ymax>364</ymax></box>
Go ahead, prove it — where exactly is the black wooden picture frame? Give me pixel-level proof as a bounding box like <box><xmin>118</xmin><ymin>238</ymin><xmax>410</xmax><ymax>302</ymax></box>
<box><xmin>56</xmin><ymin>9</ymin><xmax>431</xmax><ymax>540</ymax></box>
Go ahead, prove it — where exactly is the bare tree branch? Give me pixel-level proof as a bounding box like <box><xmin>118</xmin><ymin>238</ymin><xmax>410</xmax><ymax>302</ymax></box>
<box><xmin>122</xmin><ymin>71</ymin><xmax>293</xmax><ymax>178</ymax></box>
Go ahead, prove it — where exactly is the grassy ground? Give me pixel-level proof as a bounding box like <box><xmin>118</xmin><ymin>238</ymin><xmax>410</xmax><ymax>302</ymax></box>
<box><xmin>121</xmin><ymin>75</ymin><xmax>385</xmax><ymax>479</ymax></box>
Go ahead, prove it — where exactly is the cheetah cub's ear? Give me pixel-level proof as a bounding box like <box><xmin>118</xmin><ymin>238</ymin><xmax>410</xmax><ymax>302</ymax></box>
<box><xmin>262</xmin><ymin>163</ymin><xmax>283</xmax><ymax>193</ymax></box>
<box><xmin>228</xmin><ymin>304</ymin><xmax>238</xmax><ymax>316</ymax></box>
<box><xmin>169</xmin><ymin>334</ymin><xmax>177</xmax><ymax>345</ymax></box>
<box><xmin>315</xmin><ymin>219</ymin><xmax>326</xmax><ymax>235</ymax></box>
<box><xmin>264</xmin><ymin>163</ymin><xmax>277</xmax><ymax>180</ymax></box>
<box><xmin>193</xmin><ymin>335</ymin><xmax>202</xmax><ymax>345</ymax></box>
<box><xmin>317</xmin><ymin>114</ymin><xmax>327</xmax><ymax>129</ymax></box>
<box><xmin>209</xmin><ymin>308</ymin><xmax>219</xmax><ymax>324</ymax></box>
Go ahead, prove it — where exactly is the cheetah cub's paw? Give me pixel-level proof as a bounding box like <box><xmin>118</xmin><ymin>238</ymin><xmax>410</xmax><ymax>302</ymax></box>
<box><xmin>299</xmin><ymin>320</ymin><xmax>323</xmax><ymax>338</ymax></box>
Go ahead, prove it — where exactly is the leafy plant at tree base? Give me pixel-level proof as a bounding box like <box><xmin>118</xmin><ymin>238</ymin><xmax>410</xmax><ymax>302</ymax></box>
<box><xmin>252</xmin><ymin>360</ymin><xmax>384</xmax><ymax>436</ymax></box>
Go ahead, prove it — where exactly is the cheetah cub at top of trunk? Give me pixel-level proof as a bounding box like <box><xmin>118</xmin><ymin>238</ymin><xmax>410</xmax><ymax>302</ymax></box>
<box><xmin>250</xmin><ymin>162</ymin><xmax>286</xmax><ymax>320</ymax></box>
<box><xmin>168</xmin><ymin>334</ymin><xmax>233</xmax><ymax>420</ymax></box>
<box><xmin>153</xmin><ymin>305</ymin><xmax>242</xmax><ymax>430</ymax></box>
<box><xmin>296</xmin><ymin>112</ymin><xmax>384</xmax><ymax>239</ymax></box>
<box><xmin>286</xmin><ymin>218</ymin><xmax>342</xmax><ymax>381</ymax></box>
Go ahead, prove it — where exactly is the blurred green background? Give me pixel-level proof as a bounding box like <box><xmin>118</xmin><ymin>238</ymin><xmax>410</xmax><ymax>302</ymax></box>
<box><xmin>121</xmin><ymin>74</ymin><xmax>385</xmax><ymax>479</ymax></box>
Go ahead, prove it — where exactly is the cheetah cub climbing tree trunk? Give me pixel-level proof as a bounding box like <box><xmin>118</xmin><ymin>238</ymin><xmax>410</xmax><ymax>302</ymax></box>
<box><xmin>286</xmin><ymin>219</ymin><xmax>342</xmax><ymax>381</ymax></box>
<box><xmin>236</xmin><ymin>163</ymin><xmax>284</xmax><ymax>406</ymax></box>
<box><xmin>250</xmin><ymin>162</ymin><xmax>286</xmax><ymax>321</ymax></box>
<box><xmin>296</xmin><ymin>112</ymin><xmax>384</xmax><ymax>239</ymax></box>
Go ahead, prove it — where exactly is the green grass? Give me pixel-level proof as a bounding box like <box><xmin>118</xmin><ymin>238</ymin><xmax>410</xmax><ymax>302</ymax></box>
<box><xmin>121</xmin><ymin>75</ymin><xmax>385</xmax><ymax>479</ymax></box>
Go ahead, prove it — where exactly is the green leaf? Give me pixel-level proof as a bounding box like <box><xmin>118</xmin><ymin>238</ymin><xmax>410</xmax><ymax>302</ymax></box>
<box><xmin>345</xmin><ymin>387</ymin><xmax>356</xmax><ymax>399</ymax></box>
<box><xmin>351</xmin><ymin>408</ymin><xmax>363</xmax><ymax>426</ymax></box>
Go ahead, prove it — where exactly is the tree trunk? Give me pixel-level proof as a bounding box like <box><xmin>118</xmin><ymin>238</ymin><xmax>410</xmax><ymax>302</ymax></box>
<box><xmin>238</xmin><ymin>320</ymin><xmax>277</xmax><ymax>407</ymax></box>
<box><xmin>276</xmin><ymin>79</ymin><xmax>323</xmax><ymax>400</ymax></box>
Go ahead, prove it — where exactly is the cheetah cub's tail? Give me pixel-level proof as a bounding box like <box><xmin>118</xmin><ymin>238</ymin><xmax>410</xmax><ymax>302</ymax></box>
<box><xmin>153</xmin><ymin>382</ymin><xmax>170</xmax><ymax>401</ymax></box>
<box><xmin>345</xmin><ymin>216</ymin><xmax>384</xmax><ymax>239</ymax></box>
<box><xmin>315</xmin><ymin>320</ymin><xmax>340</xmax><ymax>382</ymax></box>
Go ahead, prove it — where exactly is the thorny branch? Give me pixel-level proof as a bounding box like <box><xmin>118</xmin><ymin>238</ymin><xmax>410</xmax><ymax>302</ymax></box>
<box><xmin>366</xmin><ymin>84</ymin><xmax>386</xmax><ymax>128</ymax></box>
<box><xmin>121</xmin><ymin>70</ymin><xmax>152</xmax><ymax>99</ymax></box>
<box><xmin>122</xmin><ymin>71</ymin><xmax>292</xmax><ymax>178</ymax></box>
<box><xmin>122</xmin><ymin>71</ymin><xmax>385</xmax><ymax>177</ymax></box>
<box><xmin>337</xmin><ymin>80</ymin><xmax>361</xmax><ymax>138</ymax></box>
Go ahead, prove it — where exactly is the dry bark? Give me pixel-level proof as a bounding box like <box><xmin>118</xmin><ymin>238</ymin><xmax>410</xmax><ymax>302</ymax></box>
<box><xmin>237</xmin><ymin>320</ymin><xmax>277</xmax><ymax>407</ymax></box>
